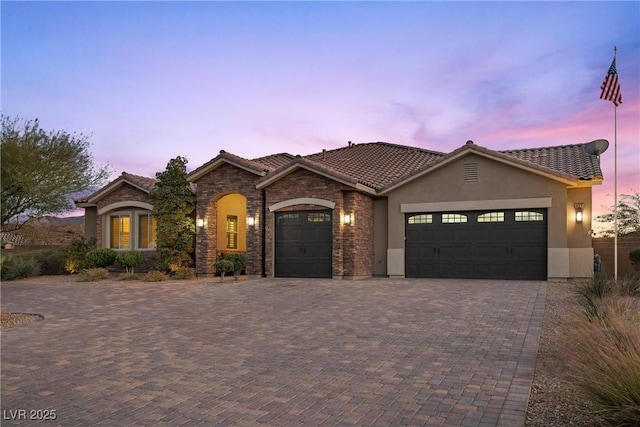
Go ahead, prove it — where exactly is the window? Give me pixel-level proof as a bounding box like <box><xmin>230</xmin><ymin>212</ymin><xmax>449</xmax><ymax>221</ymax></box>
<box><xmin>277</xmin><ymin>213</ymin><xmax>300</xmax><ymax>224</ymax></box>
<box><xmin>308</xmin><ymin>212</ymin><xmax>331</xmax><ymax>222</ymax></box>
<box><xmin>110</xmin><ymin>214</ymin><xmax>131</xmax><ymax>249</ymax></box>
<box><xmin>408</xmin><ymin>214</ymin><xmax>432</xmax><ymax>224</ymax></box>
<box><xmin>226</xmin><ymin>215</ymin><xmax>238</xmax><ymax>249</ymax></box>
<box><xmin>138</xmin><ymin>214</ymin><xmax>157</xmax><ymax>249</ymax></box>
<box><xmin>477</xmin><ymin>212</ymin><xmax>505</xmax><ymax>223</ymax></box>
<box><xmin>442</xmin><ymin>213</ymin><xmax>467</xmax><ymax>223</ymax></box>
<box><xmin>108</xmin><ymin>211</ymin><xmax>157</xmax><ymax>250</ymax></box>
<box><xmin>515</xmin><ymin>211</ymin><xmax>544</xmax><ymax>222</ymax></box>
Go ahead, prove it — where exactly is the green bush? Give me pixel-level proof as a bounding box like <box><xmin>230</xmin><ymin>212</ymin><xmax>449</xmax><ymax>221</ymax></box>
<box><xmin>85</xmin><ymin>248</ymin><xmax>117</xmax><ymax>268</ymax></box>
<box><xmin>63</xmin><ymin>237</ymin><xmax>96</xmax><ymax>273</ymax></box>
<box><xmin>630</xmin><ymin>248</ymin><xmax>640</xmax><ymax>270</ymax></box>
<box><xmin>566</xmin><ymin>298</ymin><xmax>640</xmax><ymax>426</ymax></box>
<box><xmin>115</xmin><ymin>251</ymin><xmax>144</xmax><ymax>274</ymax></box>
<box><xmin>573</xmin><ymin>271</ymin><xmax>614</xmax><ymax>318</ymax></box>
<box><xmin>1</xmin><ymin>257</ymin><xmax>41</xmax><ymax>281</ymax></box>
<box><xmin>214</xmin><ymin>259</ymin><xmax>234</xmax><ymax>282</ymax></box>
<box><xmin>224</xmin><ymin>252</ymin><xmax>247</xmax><ymax>281</ymax></box>
<box><xmin>172</xmin><ymin>267</ymin><xmax>196</xmax><ymax>280</ymax></box>
<box><xmin>78</xmin><ymin>268</ymin><xmax>109</xmax><ymax>282</ymax></box>
<box><xmin>142</xmin><ymin>270</ymin><xmax>169</xmax><ymax>282</ymax></box>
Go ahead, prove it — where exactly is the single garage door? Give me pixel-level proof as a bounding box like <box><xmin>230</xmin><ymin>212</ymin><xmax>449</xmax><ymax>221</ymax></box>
<box><xmin>405</xmin><ymin>209</ymin><xmax>547</xmax><ymax>280</ymax></box>
<box><xmin>275</xmin><ymin>210</ymin><xmax>333</xmax><ymax>278</ymax></box>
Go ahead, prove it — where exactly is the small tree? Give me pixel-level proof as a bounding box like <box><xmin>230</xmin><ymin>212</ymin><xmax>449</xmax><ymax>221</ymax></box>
<box><xmin>214</xmin><ymin>259</ymin><xmax>234</xmax><ymax>283</ymax></box>
<box><xmin>594</xmin><ymin>191</ymin><xmax>640</xmax><ymax>237</ymax></box>
<box><xmin>116</xmin><ymin>251</ymin><xmax>143</xmax><ymax>274</ymax></box>
<box><xmin>1</xmin><ymin>116</ymin><xmax>110</xmax><ymax>230</ymax></box>
<box><xmin>225</xmin><ymin>252</ymin><xmax>247</xmax><ymax>281</ymax></box>
<box><xmin>150</xmin><ymin>156</ymin><xmax>196</xmax><ymax>269</ymax></box>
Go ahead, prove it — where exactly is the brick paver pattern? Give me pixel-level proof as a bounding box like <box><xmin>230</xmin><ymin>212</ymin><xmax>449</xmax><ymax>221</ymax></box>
<box><xmin>1</xmin><ymin>278</ymin><xmax>546</xmax><ymax>426</ymax></box>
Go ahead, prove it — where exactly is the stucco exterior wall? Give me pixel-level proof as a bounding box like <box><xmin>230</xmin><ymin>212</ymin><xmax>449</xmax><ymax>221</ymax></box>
<box><xmin>373</xmin><ymin>198</ymin><xmax>388</xmax><ymax>276</ymax></box>
<box><xmin>384</xmin><ymin>153</ymin><xmax>592</xmax><ymax>279</ymax></box>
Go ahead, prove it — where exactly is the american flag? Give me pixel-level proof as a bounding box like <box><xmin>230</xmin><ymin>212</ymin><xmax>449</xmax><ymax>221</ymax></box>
<box><xmin>600</xmin><ymin>57</ymin><xmax>622</xmax><ymax>106</ymax></box>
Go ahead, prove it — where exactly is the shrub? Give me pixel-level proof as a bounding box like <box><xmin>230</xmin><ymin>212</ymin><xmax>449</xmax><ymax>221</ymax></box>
<box><xmin>142</xmin><ymin>270</ymin><xmax>169</xmax><ymax>282</ymax></box>
<box><xmin>78</xmin><ymin>268</ymin><xmax>109</xmax><ymax>282</ymax></box>
<box><xmin>573</xmin><ymin>271</ymin><xmax>614</xmax><ymax>318</ymax></box>
<box><xmin>630</xmin><ymin>248</ymin><xmax>640</xmax><ymax>271</ymax></box>
<box><xmin>115</xmin><ymin>251</ymin><xmax>144</xmax><ymax>274</ymax></box>
<box><xmin>1</xmin><ymin>252</ymin><xmax>13</xmax><ymax>271</ymax></box>
<box><xmin>85</xmin><ymin>248</ymin><xmax>117</xmax><ymax>268</ymax></box>
<box><xmin>1</xmin><ymin>257</ymin><xmax>41</xmax><ymax>281</ymax></box>
<box><xmin>224</xmin><ymin>252</ymin><xmax>247</xmax><ymax>281</ymax></box>
<box><xmin>172</xmin><ymin>267</ymin><xmax>196</xmax><ymax>280</ymax></box>
<box><xmin>63</xmin><ymin>237</ymin><xmax>96</xmax><ymax>273</ymax></box>
<box><xmin>119</xmin><ymin>272</ymin><xmax>139</xmax><ymax>281</ymax></box>
<box><xmin>43</xmin><ymin>250</ymin><xmax>67</xmax><ymax>275</ymax></box>
<box><xmin>214</xmin><ymin>259</ymin><xmax>234</xmax><ymax>282</ymax></box>
<box><xmin>565</xmin><ymin>298</ymin><xmax>640</xmax><ymax>426</ymax></box>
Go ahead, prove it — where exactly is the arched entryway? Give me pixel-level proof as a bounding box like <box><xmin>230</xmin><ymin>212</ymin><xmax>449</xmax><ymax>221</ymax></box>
<box><xmin>215</xmin><ymin>193</ymin><xmax>248</xmax><ymax>256</ymax></box>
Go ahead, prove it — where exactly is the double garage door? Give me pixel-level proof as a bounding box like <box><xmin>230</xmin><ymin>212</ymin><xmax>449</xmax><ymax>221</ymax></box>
<box><xmin>405</xmin><ymin>209</ymin><xmax>547</xmax><ymax>280</ymax></box>
<box><xmin>274</xmin><ymin>210</ymin><xmax>332</xmax><ymax>278</ymax></box>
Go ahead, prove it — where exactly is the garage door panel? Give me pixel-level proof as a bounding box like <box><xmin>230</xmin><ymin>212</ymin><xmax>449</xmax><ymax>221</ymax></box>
<box><xmin>275</xmin><ymin>210</ymin><xmax>332</xmax><ymax>278</ymax></box>
<box><xmin>405</xmin><ymin>209</ymin><xmax>547</xmax><ymax>280</ymax></box>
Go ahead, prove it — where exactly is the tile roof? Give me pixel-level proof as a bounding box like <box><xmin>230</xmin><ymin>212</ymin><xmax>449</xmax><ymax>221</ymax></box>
<box><xmin>500</xmin><ymin>144</ymin><xmax>603</xmax><ymax>181</ymax></box>
<box><xmin>119</xmin><ymin>172</ymin><xmax>157</xmax><ymax>192</ymax></box>
<box><xmin>304</xmin><ymin>142</ymin><xmax>445</xmax><ymax>190</ymax></box>
<box><xmin>252</xmin><ymin>153</ymin><xmax>296</xmax><ymax>171</ymax></box>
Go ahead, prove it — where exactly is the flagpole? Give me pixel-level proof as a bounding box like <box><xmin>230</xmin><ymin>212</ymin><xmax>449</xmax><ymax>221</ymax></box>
<box><xmin>614</xmin><ymin>99</ymin><xmax>618</xmax><ymax>281</ymax></box>
<box><xmin>613</xmin><ymin>46</ymin><xmax>618</xmax><ymax>282</ymax></box>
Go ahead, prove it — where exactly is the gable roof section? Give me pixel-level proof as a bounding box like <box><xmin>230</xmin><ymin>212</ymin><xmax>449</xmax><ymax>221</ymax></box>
<box><xmin>256</xmin><ymin>156</ymin><xmax>377</xmax><ymax>194</ymax></box>
<box><xmin>379</xmin><ymin>141</ymin><xmax>601</xmax><ymax>194</ymax></box>
<box><xmin>187</xmin><ymin>150</ymin><xmax>276</xmax><ymax>182</ymax></box>
<box><xmin>252</xmin><ymin>153</ymin><xmax>296</xmax><ymax>170</ymax></box>
<box><xmin>303</xmin><ymin>142</ymin><xmax>444</xmax><ymax>190</ymax></box>
<box><xmin>501</xmin><ymin>143</ymin><xmax>603</xmax><ymax>181</ymax></box>
<box><xmin>75</xmin><ymin>172</ymin><xmax>157</xmax><ymax>206</ymax></box>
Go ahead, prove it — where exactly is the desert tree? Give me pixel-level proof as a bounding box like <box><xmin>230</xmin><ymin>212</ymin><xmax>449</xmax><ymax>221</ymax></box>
<box><xmin>594</xmin><ymin>191</ymin><xmax>640</xmax><ymax>237</ymax></box>
<box><xmin>150</xmin><ymin>156</ymin><xmax>196</xmax><ymax>269</ymax></box>
<box><xmin>1</xmin><ymin>116</ymin><xmax>110</xmax><ymax>230</ymax></box>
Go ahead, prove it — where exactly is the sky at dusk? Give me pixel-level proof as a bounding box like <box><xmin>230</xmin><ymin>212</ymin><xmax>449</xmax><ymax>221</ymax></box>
<box><xmin>2</xmin><ymin>1</ymin><xmax>639</xmax><ymax>222</ymax></box>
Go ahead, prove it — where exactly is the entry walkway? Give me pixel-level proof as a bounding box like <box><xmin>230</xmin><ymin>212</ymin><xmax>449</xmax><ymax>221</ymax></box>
<box><xmin>1</xmin><ymin>277</ymin><xmax>546</xmax><ymax>426</ymax></box>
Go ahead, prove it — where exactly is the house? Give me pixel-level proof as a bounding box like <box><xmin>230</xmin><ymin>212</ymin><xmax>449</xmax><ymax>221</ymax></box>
<box><xmin>77</xmin><ymin>140</ymin><xmax>603</xmax><ymax>281</ymax></box>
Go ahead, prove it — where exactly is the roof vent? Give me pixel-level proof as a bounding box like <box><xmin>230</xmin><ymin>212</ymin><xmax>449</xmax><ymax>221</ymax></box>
<box><xmin>322</xmin><ymin>149</ymin><xmax>326</xmax><ymax>161</ymax></box>
<box><xmin>348</xmin><ymin>141</ymin><xmax>352</xmax><ymax>146</ymax></box>
<box><xmin>464</xmin><ymin>163</ymin><xmax>478</xmax><ymax>182</ymax></box>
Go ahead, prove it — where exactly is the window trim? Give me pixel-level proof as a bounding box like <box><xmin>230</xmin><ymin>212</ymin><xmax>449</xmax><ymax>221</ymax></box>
<box><xmin>136</xmin><ymin>212</ymin><xmax>157</xmax><ymax>250</ymax></box>
<box><xmin>105</xmin><ymin>209</ymin><xmax>157</xmax><ymax>251</ymax></box>
<box><xmin>226</xmin><ymin>215</ymin><xmax>238</xmax><ymax>250</ymax></box>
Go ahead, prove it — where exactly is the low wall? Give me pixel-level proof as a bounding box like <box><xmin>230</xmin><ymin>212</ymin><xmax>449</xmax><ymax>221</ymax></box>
<box><xmin>593</xmin><ymin>236</ymin><xmax>640</xmax><ymax>277</ymax></box>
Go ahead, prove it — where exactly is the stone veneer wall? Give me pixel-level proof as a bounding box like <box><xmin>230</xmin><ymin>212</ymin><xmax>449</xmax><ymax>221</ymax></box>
<box><xmin>343</xmin><ymin>191</ymin><xmax>375</xmax><ymax>278</ymax></box>
<box><xmin>95</xmin><ymin>184</ymin><xmax>153</xmax><ymax>249</ymax></box>
<box><xmin>193</xmin><ymin>163</ymin><xmax>263</xmax><ymax>276</ymax></box>
<box><xmin>263</xmin><ymin>168</ymin><xmax>375</xmax><ymax>279</ymax></box>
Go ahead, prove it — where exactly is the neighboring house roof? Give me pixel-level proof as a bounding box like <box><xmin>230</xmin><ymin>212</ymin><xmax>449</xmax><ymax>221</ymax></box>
<box><xmin>75</xmin><ymin>172</ymin><xmax>157</xmax><ymax>206</ymax></box>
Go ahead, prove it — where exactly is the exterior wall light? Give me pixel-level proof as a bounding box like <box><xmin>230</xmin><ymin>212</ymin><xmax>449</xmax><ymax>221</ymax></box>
<box><xmin>574</xmin><ymin>203</ymin><xmax>584</xmax><ymax>223</ymax></box>
<box><xmin>247</xmin><ymin>216</ymin><xmax>256</xmax><ymax>227</ymax></box>
<box><xmin>343</xmin><ymin>213</ymin><xmax>352</xmax><ymax>226</ymax></box>
<box><xmin>196</xmin><ymin>218</ymin><xmax>205</xmax><ymax>228</ymax></box>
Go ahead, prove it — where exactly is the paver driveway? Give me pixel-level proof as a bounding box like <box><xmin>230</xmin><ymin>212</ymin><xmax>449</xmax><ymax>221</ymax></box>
<box><xmin>1</xmin><ymin>277</ymin><xmax>546</xmax><ymax>426</ymax></box>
